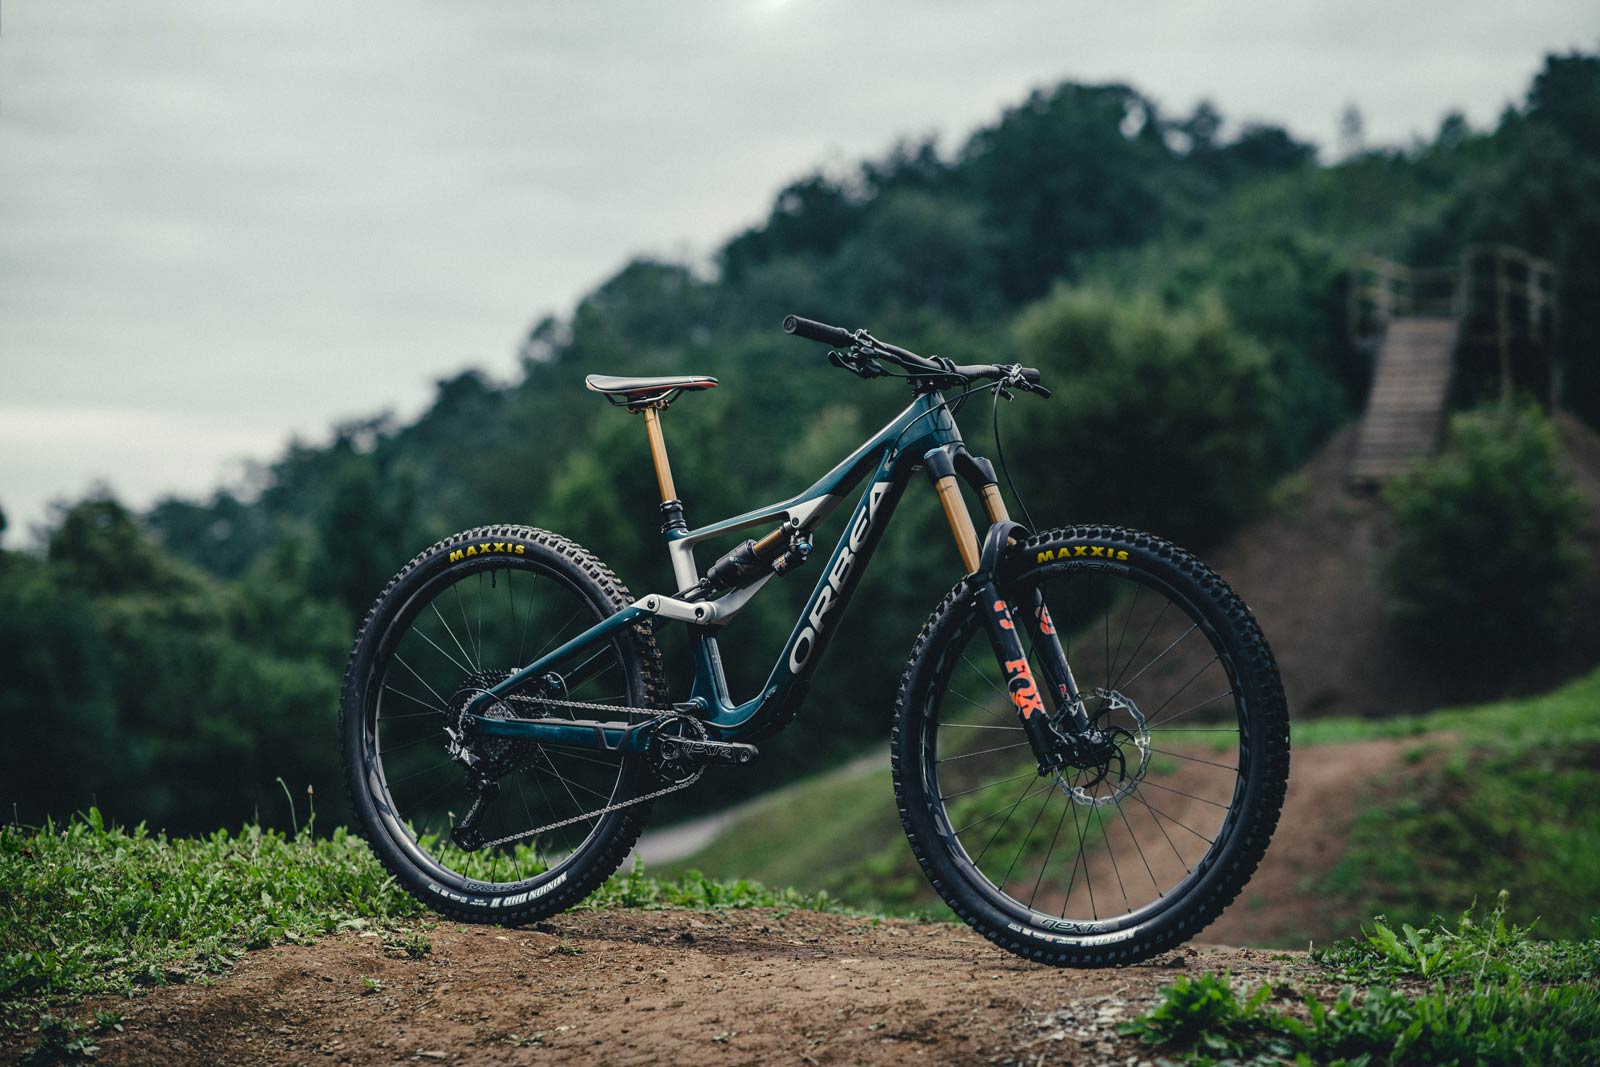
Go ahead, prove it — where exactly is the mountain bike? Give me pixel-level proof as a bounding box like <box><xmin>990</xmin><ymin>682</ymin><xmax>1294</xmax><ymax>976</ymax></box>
<box><xmin>339</xmin><ymin>315</ymin><xmax>1290</xmax><ymax>966</ymax></box>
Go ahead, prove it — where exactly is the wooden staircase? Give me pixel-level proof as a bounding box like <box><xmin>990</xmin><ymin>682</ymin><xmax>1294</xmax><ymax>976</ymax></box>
<box><xmin>1344</xmin><ymin>246</ymin><xmax>1556</xmax><ymax>488</ymax></box>
<box><xmin>1348</xmin><ymin>317</ymin><xmax>1458</xmax><ymax>486</ymax></box>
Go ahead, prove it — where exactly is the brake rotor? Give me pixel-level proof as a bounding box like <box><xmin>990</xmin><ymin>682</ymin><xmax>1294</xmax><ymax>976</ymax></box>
<box><xmin>1053</xmin><ymin>688</ymin><xmax>1151</xmax><ymax>808</ymax></box>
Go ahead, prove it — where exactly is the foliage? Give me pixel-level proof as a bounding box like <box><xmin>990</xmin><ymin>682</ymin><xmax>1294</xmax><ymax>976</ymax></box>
<box><xmin>1122</xmin><ymin>897</ymin><xmax>1600</xmax><ymax>1067</ymax></box>
<box><xmin>0</xmin><ymin>495</ymin><xmax>351</xmax><ymax>834</ymax></box>
<box><xmin>1383</xmin><ymin>404</ymin><xmax>1585</xmax><ymax>665</ymax></box>
<box><xmin>1010</xmin><ymin>286</ymin><xmax>1280</xmax><ymax>547</ymax></box>
<box><xmin>7</xmin><ymin>51</ymin><xmax>1600</xmax><ymax>832</ymax></box>
<box><xmin>1313</xmin><ymin>893</ymin><xmax>1600</xmax><ymax>985</ymax></box>
<box><xmin>0</xmin><ymin>811</ymin><xmax>852</xmax><ymax>1031</ymax></box>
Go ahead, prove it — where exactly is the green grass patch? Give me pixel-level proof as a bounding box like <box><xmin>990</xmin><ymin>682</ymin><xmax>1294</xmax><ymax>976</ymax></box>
<box><xmin>1313</xmin><ymin>667</ymin><xmax>1600</xmax><ymax>938</ymax></box>
<box><xmin>1123</xmin><ymin>898</ymin><xmax>1600</xmax><ymax>1066</ymax></box>
<box><xmin>0</xmin><ymin>810</ymin><xmax>853</xmax><ymax>1033</ymax></box>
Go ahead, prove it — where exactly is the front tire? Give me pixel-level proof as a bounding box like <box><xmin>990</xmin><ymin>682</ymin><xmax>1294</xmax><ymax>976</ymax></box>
<box><xmin>339</xmin><ymin>525</ymin><xmax>665</xmax><ymax>924</ymax></box>
<box><xmin>892</xmin><ymin>525</ymin><xmax>1289</xmax><ymax>966</ymax></box>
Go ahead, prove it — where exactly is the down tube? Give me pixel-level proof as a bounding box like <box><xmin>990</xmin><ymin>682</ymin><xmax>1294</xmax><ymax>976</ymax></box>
<box><xmin>751</xmin><ymin>452</ymin><xmax>911</xmax><ymax>731</ymax></box>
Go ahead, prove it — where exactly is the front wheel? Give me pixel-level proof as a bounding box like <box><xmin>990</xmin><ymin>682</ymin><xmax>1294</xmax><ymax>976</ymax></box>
<box><xmin>892</xmin><ymin>525</ymin><xmax>1289</xmax><ymax>966</ymax></box>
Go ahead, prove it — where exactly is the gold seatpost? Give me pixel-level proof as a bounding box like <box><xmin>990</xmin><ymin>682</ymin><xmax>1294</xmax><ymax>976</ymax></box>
<box><xmin>640</xmin><ymin>406</ymin><xmax>677</xmax><ymax>503</ymax></box>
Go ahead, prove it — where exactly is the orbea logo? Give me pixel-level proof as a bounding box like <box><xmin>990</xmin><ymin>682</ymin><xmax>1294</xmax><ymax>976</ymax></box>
<box><xmin>788</xmin><ymin>483</ymin><xmax>891</xmax><ymax>673</ymax></box>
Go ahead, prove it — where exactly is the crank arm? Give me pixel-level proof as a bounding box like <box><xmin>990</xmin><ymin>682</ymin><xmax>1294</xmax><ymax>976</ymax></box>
<box><xmin>657</xmin><ymin>734</ymin><xmax>760</xmax><ymax>767</ymax></box>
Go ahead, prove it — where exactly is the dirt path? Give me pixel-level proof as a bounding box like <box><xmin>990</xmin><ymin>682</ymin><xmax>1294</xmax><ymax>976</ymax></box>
<box><xmin>9</xmin><ymin>911</ymin><xmax>1323</xmax><ymax>1067</ymax></box>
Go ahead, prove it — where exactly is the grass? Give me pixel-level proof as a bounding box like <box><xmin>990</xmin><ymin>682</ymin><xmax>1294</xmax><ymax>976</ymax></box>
<box><xmin>0</xmin><ymin>809</ymin><xmax>849</xmax><ymax>1035</ymax></box>
<box><xmin>1121</xmin><ymin>896</ymin><xmax>1600</xmax><ymax>1066</ymax></box>
<box><xmin>667</xmin><ymin>665</ymin><xmax>1600</xmax><ymax>938</ymax></box>
<box><xmin>1319</xmin><ymin>667</ymin><xmax>1600</xmax><ymax>938</ymax></box>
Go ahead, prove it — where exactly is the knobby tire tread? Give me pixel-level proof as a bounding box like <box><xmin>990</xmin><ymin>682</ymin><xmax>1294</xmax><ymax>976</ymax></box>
<box><xmin>339</xmin><ymin>525</ymin><xmax>665</xmax><ymax>926</ymax></box>
<box><xmin>890</xmin><ymin>524</ymin><xmax>1290</xmax><ymax>967</ymax></box>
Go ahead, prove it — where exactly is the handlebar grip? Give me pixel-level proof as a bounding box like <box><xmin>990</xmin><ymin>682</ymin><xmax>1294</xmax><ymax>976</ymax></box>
<box><xmin>1021</xmin><ymin>367</ymin><xmax>1042</xmax><ymax>384</ymax></box>
<box><xmin>783</xmin><ymin>315</ymin><xmax>855</xmax><ymax>348</ymax></box>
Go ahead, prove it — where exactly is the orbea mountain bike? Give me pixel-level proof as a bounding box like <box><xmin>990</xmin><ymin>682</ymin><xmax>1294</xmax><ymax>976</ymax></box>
<box><xmin>340</xmin><ymin>315</ymin><xmax>1290</xmax><ymax>966</ymax></box>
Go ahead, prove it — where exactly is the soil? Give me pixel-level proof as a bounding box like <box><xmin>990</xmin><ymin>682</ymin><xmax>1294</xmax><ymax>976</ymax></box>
<box><xmin>1152</xmin><ymin>417</ymin><xmax>1600</xmax><ymax>721</ymax></box>
<box><xmin>5</xmin><ymin>911</ymin><xmax>1329</xmax><ymax>1067</ymax></box>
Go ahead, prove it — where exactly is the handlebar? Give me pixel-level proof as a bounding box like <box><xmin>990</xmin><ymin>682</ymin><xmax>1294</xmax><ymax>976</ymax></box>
<box><xmin>782</xmin><ymin>314</ymin><xmax>1049</xmax><ymax>397</ymax></box>
<box><xmin>782</xmin><ymin>315</ymin><xmax>855</xmax><ymax>348</ymax></box>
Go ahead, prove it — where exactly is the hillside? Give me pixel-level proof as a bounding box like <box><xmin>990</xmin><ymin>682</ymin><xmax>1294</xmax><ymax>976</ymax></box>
<box><xmin>658</xmin><ymin>661</ymin><xmax>1600</xmax><ymax>945</ymax></box>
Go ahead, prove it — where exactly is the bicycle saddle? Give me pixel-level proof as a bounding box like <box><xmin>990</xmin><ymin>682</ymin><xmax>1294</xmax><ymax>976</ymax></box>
<box><xmin>585</xmin><ymin>374</ymin><xmax>718</xmax><ymax>409</ymax></box>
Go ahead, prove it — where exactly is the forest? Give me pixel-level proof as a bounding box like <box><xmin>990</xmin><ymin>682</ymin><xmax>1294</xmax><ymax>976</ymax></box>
<box><xmin>4</xmin><ymin>51</ymin><xmax>1598</xmax><ymax>836</ymax></box>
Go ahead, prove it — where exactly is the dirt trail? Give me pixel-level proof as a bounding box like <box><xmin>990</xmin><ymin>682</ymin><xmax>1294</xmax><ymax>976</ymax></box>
<box><xmin>9</xmin><ymin>911</ymin><xmax>1324</xmax><ymax>1067</ymax></box>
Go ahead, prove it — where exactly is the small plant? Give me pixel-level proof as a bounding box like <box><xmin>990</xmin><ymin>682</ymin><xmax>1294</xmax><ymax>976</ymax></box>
<box><xmin>549</xmin><ymin>938</ymin><xmax>584</xmax><ymax>957</ymax></box>
<box><xmin>22</xmin><ymin>1014</ymin><xmax>99</xmax><ymax>1065</ymax></box>
<box><xmin>360</xmin><ymin>976</ymin><xmax>384</xmax><ymax>995</ymax></box>
<box><xmin>384</xmin><ymin>932</ymin><xmax>431</xmax><ymax>960</ymax></box>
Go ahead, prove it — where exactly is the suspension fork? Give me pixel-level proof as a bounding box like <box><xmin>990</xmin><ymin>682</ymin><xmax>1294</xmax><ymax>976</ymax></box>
<box><xmin>926</xmin><ymin>446</ymin><xmax>1093</xmax><ymax>771</ymax></box>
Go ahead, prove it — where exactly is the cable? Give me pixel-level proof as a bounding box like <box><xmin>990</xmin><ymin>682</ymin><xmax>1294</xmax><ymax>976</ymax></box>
<box><xmin>992</xmin><ymin>382</ymin><xmax>1038</xmax><ymax>532</ymax></box>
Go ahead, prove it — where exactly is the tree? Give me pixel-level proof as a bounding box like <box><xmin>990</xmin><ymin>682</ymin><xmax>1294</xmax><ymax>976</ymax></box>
<box><xmin>1009</xmin><ymin>286</ymin><xmax>1281</xmax><ymax>549</ymax></box>
<box><xmin>1384</xmin><ymin>405</ymin><xmax>1585</xmax><ymax>666</ymax></box>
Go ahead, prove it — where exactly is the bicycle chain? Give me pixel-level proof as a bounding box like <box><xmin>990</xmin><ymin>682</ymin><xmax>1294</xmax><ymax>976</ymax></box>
<box><xmin>468</xmin><ymin>691</ymin><xmax>703</xmax><ymax>851</ymax></box>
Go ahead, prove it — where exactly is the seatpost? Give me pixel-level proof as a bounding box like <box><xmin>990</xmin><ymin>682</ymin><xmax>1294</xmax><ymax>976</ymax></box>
<box><xmin>638</xmin><ymin>406</ymin><xmax>686</xmax><ymax>532</ymax></box>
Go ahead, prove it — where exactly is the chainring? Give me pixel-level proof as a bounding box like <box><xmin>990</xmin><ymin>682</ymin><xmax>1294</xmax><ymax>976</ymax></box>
<box><xmin>647</xmin><ymin>714</ymin><xmax>710</xmax><ymax>785</ymax></box>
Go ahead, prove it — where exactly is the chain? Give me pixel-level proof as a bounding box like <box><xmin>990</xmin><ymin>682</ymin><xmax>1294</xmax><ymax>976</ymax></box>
<box><xmin>494</xmin><ymin>691</ymin><xmax>658</xmax><ymax>717</ymax></box>
<box><xmin>471</xmin><ymin>691</ymin><xmax>702</xmax><ymax>851</ymax></box>
<box><xmin>479</xmin><ymin>766</ymin><xmax>702</xmax><ymax>849</ymax></box>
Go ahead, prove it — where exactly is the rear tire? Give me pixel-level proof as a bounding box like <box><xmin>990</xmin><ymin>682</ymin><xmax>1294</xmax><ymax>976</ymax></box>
<box><xmin>339</xmin><ymin>525</ymin><xmax>665</xmax><ymax>924</ymax></box>
<box><xmin>892</xmin><ymin>525</ymin><xmax>1289</xmax><ymax>966</ymax></box>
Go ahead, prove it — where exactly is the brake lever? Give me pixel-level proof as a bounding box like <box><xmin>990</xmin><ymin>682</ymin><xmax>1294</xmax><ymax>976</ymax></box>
<box><xmin>828</xmin><ymin>349</ymin><xmax>889</xmax><ymax>379</ymax></box>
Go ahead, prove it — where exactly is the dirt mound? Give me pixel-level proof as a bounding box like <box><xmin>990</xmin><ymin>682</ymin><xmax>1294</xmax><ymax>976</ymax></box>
<box><xmin>8</xmin><ymin>912</ymin><xmax>1325</xmax><ymax>1067</ymax></box>
<box><xmin>1178</xmin><ymin>418</ymin><xmax>1600</xmax><ymax>719</ymax></box>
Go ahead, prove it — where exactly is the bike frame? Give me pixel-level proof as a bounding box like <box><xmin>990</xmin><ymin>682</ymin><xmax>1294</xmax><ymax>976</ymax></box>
<box><xmin>463</xmin><ymin>388</ymin><xmax>1085</xmax><ymax>764</ymax></box>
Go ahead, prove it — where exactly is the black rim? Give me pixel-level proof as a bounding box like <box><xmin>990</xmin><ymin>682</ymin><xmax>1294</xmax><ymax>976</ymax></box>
<box><xmin>918</xmin><ymin>559</ymin><xmax>1252</xmax><ymax>935</ymax></box>
<box><xmin>360</xmin><ymin>555</ymin><xmax>640</xmax><ymax>895</ymax></box>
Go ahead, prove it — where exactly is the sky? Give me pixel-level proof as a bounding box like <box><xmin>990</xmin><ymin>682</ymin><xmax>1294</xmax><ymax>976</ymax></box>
<box><xmin>1</xmin><ymin>1</ymin><xmax>1595</xmax><ymax>544</ymax></box>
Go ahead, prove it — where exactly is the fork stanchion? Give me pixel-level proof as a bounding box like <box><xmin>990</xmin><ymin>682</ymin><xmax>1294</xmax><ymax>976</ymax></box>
<box><xmin>924</xmin><ymin>447</ymin><xmax>981</xmax><ymax>574</ymax></box>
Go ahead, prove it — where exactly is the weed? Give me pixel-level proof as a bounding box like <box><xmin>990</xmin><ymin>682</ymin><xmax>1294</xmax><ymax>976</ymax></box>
<box><xmin>1125</xmin><ymin>894</ymin><xmax>1600</xmax><ymax>1066</ymax></box>
<box><xmin>383</xmin><ymin>932</ymin><xmax>432</xmax><ymax>960</ymax></box>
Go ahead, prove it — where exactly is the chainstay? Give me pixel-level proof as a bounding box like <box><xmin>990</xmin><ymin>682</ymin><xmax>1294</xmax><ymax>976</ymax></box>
<box><xmin>478</xmin><ymin>766</ymin><xmax>702</xmax><ymax>850</ymax></box>
<box><xmin>467</xmin><ymin>690</ymin><xmax>697</xmax><ymax>850</ymax></box>
<box><xmin>497</xmin><ymin>692</ymin><xmax>659</xmax><ymax>717</ymax></box>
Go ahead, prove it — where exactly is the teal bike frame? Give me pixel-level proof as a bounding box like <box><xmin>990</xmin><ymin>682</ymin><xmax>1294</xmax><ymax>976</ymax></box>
<box><xmin>462</xmin><ymin>391</ymin><xmax>965</xmax><ymax>748</ymax></box>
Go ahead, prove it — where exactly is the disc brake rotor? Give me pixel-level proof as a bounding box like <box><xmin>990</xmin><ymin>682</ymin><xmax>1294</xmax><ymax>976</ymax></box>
<box><xmin>1053</xmin><ymin>687</ymin><xmax>1151</xmax><ymax>808</ymax></box>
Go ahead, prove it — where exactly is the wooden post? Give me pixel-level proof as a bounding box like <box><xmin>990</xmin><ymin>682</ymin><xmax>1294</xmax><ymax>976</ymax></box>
<box><xmin>1496</xmin><ymin>251</ymin><xmax>1512</xmax><ymax>412</ymax></box>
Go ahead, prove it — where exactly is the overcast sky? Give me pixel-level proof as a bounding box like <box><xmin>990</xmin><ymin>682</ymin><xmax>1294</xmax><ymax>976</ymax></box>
<box><xmin>1</xmin><ymin>2</ymin><xmax>1595</xmax><ymax>544</ymax></box>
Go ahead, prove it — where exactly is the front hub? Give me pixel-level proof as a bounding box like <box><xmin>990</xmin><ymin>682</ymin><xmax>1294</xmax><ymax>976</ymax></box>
<box><xmin>1050</xmin><ymin>688</ymin><xmax>1151</xmax><ymax>808</ymax></box>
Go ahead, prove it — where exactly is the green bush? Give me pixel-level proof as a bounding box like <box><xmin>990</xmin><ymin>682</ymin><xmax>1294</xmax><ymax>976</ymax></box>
<box><xmin>1383</xmin><ymin>404</ymin><xmax>1584</xmax><ymax>664</ymax></box>
<box><xmin>1009</xmin><ymin>286</ymin><xmax>1281</xmax><ymax>549</ymax></box>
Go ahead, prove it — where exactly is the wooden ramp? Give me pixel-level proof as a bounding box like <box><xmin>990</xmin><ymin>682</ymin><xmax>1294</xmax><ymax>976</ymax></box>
<box><xmin>1348</xmin><ymin>317</ymin><xmax>1457</xmax><ymax>487</ymax></box>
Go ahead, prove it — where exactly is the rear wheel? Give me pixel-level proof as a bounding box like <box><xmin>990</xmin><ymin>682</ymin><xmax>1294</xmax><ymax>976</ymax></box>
<box><xmin>892</xmin><ymin>525</ymin><xmax>1289</xmax><ymax>966</ymax></box>
<box><xmin>339</xmin><ymin>526</ymin><xmax>664</xmax><ymax>924</ymax></box>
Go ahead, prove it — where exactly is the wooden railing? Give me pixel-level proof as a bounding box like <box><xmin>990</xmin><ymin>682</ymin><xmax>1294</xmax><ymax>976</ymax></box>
<box><xmin>1347</xmin><ymin>245</ymin><xmax>1560</xmax><ymax>408</ymax></box>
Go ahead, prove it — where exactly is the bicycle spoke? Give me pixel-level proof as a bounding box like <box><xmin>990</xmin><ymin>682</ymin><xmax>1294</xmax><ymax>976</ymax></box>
<box><xmin>431</xmin><ymin>602</ymin><xmax>476</xmax><ymax>674</ymax></box>
<box><xmin>1147</xmin><ymin>747</ymin><xmax>1238</xmax><ymax>772</ymax></box>
<box><xmin>936</xmin><ymin>740</ymin><xmax>1032</xmax><ymax>764</ymax></box>
<box><xmin>1147</xmin><ymin>688</ymin><xmax>1235</xmax><ymax>731</ymax></box>
<box><xmin>1119</xmin><ymin>622</ymin><xmax>1197</xmax><ymax>690</ymax></box>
